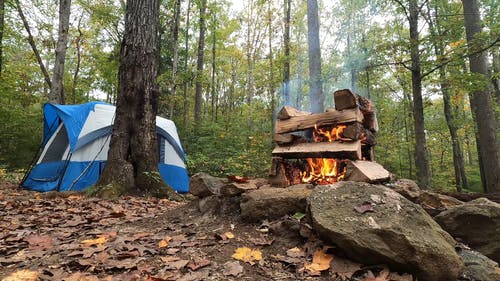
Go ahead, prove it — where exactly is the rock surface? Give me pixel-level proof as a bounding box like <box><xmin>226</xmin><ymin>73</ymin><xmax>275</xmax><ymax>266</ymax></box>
<box><xmin>417</xmin><ymin>190</ymin><xmax>463</xmax><ymax>216</ymax></box>
<box><xmin>385</xmin><ymin>179</ymin><xmax>420</xmax><ymax>202</ymax></box>
<box><xmin>308</xmin><ymin>181</ymin><xmax>463</xmax><ymax>281</ymax></box>
<box><xmin>240</xmin><ymin>185</ymin><xmax>313</xmax><ymax>222</ymax></box>
<box><xmin>457</xmin><ymin>246</ymin><xmax>500</xmax><ymax>281</ymax></box>
<box><xmin>189</xmin><ymin>172</ymin><xmax>227</xmax><ymax>197</ymax></box>
<box><xmin>435</xmin><ymin>198</ymin><xmax>500</xmax><ymax>263</ymax></box>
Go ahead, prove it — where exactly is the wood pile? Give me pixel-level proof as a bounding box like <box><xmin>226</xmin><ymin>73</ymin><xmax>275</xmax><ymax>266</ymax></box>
<box><xmin>269</xmin><ymin>89</ymin><xmax>390</xmax><ymax>186</ymax></box>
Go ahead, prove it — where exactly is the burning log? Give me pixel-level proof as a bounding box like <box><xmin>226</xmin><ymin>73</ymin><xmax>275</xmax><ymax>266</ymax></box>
<box><xmin>276</xmin><ymin>108</ymin><xmax>364</xmax><ymax>134</ymax></box>
<box><xmin>272</xmin><ymin>141</ymin><xmax>362</xmax><ymax>160</ymax></box>
<box><xmin>343</xmin><ymin>160</ymin><xmax>391</xmax><ymax>183</ymax></box>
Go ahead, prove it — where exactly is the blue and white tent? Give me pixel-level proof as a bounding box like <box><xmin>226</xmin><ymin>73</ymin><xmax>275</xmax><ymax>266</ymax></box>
<box><xmin>21</xmin><ymin>102</ymin><xmax>189</xmax><ymax>193</ymax></box>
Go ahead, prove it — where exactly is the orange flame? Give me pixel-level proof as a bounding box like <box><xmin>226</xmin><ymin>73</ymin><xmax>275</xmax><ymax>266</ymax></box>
<box><xmin>313</xmin><ymin>124</ymin><xmax>347</xmax><ymax>142</ymax></box>
<box><xmin>300</xmin><ymin>158</ymin><xmax>346</xmax><ymax>184</ymax></box>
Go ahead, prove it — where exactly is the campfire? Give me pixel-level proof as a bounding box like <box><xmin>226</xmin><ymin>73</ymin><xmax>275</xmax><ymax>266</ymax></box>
<box><xmin>269</xmin><ymin>89</ymin><xmax>390</xmax><ymax>187</ymax></box>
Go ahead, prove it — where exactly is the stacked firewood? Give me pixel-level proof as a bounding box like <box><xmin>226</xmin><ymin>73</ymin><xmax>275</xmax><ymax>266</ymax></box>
<box><xmin>269</xmin><ymin>89</ymin><xmax>390</xmax><ymax>186</ymax></box>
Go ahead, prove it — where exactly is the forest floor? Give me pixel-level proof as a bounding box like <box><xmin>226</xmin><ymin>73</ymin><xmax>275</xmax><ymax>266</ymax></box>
<box><xmin>0</xmin><ymin>180</ymin><xmax>411</xmax><ymax>281</ymax></box>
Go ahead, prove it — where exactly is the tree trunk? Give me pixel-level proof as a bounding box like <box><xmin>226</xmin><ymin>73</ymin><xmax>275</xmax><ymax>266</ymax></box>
<box><xmin>210</xmin><ymin>2</ymin><xmax>217</xmax><ymax>122</ymax></box>
<box><xmin>194</xmin><ymin>0</ymin><xmax>207</xmax><ymax>124</ymax></box>
<box><xmin>428</xmin><ymin>2</ymin><xmax>468</xmax><ymax>191</ymax></box>
<box><xmin>462</xmin><ymin>0</ymin><xmax>500</xmax><ymax>193</ymax></box>
<box><xmin>268</xmin><ymin>0</ymin><xmax>275</xmax><ymax>133</ymax></box>
<box><xmin>95</xmin><ymin>0</ymin><xmax>178</xmax><ymax>199</ymax></box>
<box><xmin>182</xmin><ymin>0</ymin><xmax>191</xmax><ymax>127</ymax></box>
<box><xmin>0</xmin><ymin>0</ymin><xmax>4</xmax><ymax>76</ymax></box>
<box><xmin>49</xmin><ymin>0</ymin><xmax>71</xmax><ymax>104</ymax></box>
<box><xmin>283</xmin><ymin>0</ymin><xmax>291</xmax><ymax>105</ymax></box>
<box><xmin>409</xmin><ymin>0</ymin><xmax>431</xmax><ymax>188</ymax></box>
<box><xmin>169</xmin><ymin>0</ymin><xmax>181</xmax><ymax>120</ymax></box>
<box><xmin>71</xmin><ymin>16</ymin><xmax>83</xmax><ymax>104</ymax></box>
<box><xmin>307</xmin><ymin>0</ymin><xmax>324</xmax><ymax>113</ymax></box>
<box><xmin>16</xmin><ymin>0</ymin><xmax>52</xmax><ymax>89</ymax></box>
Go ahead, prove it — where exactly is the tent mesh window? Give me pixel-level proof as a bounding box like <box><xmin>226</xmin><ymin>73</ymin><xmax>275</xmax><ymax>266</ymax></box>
<box><xmin>41</xmin><ymin>124</ymin><xmax>69</xmax><ymax>163</ymax></box>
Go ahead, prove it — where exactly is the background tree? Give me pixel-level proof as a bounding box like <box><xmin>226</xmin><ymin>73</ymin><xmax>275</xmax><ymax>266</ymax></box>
<box><xmin>462</xmin><ymin>0</ymin><xmax>500</xmax><ymax>193</ymax></box>
<box><xmin>94</xmin><ymin>0</ymin><xmax>178</xmax><ymax>198</ymax></box>
<box><xmin>194</xmin><ymin>0</ymin><xmax>207</xmax><ymax>124</ymax></box>
<box><xmin>307</xmin><ymin>0</ymin><xmax>323</xmax><ymax>113</ymax></box>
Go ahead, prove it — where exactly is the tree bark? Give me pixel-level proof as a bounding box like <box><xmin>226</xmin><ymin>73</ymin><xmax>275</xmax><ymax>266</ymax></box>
<box><xmin>307</xmin><ymin>0</ymin><xmax>324</xmax><ymax>113</ymax></box>
<box><xmin>95</xmin><ymin>0</ymin><xmax>178</xmax><ymax>199</ymax></box>
<box><xmin>409</xmin><ymin>0</ymin><xmax>431</xmax><ymax>188</ymax></box>
<box><xmin>49</xmin><ymin>0</ymin><xmax>71</xmax><ymax>104</ymax></box>
<box><xmin>0</xmin><ymin>0</ymin><xmax>4</xmax><ymax>76</ymax></box>
<box><xmin>169</xmin><ymin>0</ymin><xmax>181</xmax><ymax>120</ymax></box>
<box><xmin>182</xmin><ymin>0</ymin><xmax>191</xmax><ymax>126</ymax></box>
<box><xmin>283</xmin><ymin>0</ymin><xmax>291</xmax><ymax>105</ymax></box>
<box><xmin>268</xmin><ymin>0</ymin><xmax>275</xmax><ymax>132</ymax></box>
<box><xmin>210</xmin><ymin>1</ymin><xmax>217</xmax><ymax>122</ymax></box>
<box><xmin>462</xmin><ymin>0</ymin><xmax>500</xmax><ymax>193</ymax></box>
<box><xmin>428</xmin><ymin>2</ymin><xmax>468</xmax><ymax>191</ymax></box>
<box><xmin>72</xmin><ymin>15</ymin><xmax>83</xmax><ymax>104</ymax></box>
<box><xmin>194</xmin><ymin>0</ymin><xmax>207</xmax><ymax>124</ymax></box>
<box><xmin>16</xmin><ymin>0</ymin><xmax>52</xmax><ymax>89</ymax></box>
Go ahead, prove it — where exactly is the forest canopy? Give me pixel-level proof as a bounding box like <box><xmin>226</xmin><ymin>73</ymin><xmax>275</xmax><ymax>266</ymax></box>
<box><xmin>0</xmin><ymin>0</ymin><xmax>499</xmax><ymax>193</ymax></box>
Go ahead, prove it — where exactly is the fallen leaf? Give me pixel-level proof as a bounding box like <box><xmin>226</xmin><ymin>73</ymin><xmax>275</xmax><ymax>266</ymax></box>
<box><xmin>227</xmin><ymin>175</ymin><xmax>250</xmax><ymax>183</ymax></box>
<box><xmin>164</xmin><ymin>259</ymin><xmax>189</xmax><ymax>270</ymax></box>
<box><xmin>187</xmin><ymin>258</ymin><xmax>211</xmax><ymax>271</ymax></box>
<box><xmin>304</xmin><ymin>249</ymin><xmax>334</xmax><ymax>274</ymax></box>
<box><xmin>81</xmin><ymin>236</ymin><xmax>107</xmax><ymax>246</ymax></box>
<box><xmin>232</xmin><ymin>247</ymin><xmax>262</xmax><ymax>265</ymax></box>
<box><xmin>2</xmin><ymin>269</ymin><xmax>39</xmax><ymax>281</ymax></box>
<box><xmin>249</xmin><ymin>236</ymin><xmax>274</xmax><ymax>246</ymax></box>
<box><xmin>25</xmin><ymin>234</ymin><xmax>53</xmax><ymax>250</ymax></box>
<box><xmin>330</xmin><ymin>256</ymin><xmax>361</xmax><ymax>279</ymax></box>
<box><xmin>158</xmin><ymin>236</ymin><xmax>172</xmax><ymax>248</ymax></box>
<box><xmin>223</xmin><ymin>261</ymin><xmax>244</xmax><ymax>276</ymax></box>
<box><xmin>354</xmin><ymin>202</ymin><xmax>375</xmax><ymax>214</ymax></box>
<box><xmin>274</xmin><ymin>254</ymin><xmax>302</xmax><ymax>264</ymax></box>
<box><xmin>224</xmin><ymin>232</ymin><xmax>235</xmax><ymax>239</ymax></box>
<box><xmin>387</xmin><ymin>272</ymin><xmax>413</xmax><ymax>281</ymax></box>
<box><xmin>287</xmin><ymin>247</ymin><xmax>306</xmax><ymax>258</ymax></box>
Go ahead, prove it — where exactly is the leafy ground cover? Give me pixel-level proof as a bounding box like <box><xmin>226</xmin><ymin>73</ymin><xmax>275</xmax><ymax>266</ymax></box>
<box><xmin>0</xmin><ymin>181</ymin><xmax>411</xmax><ymax>281</ymax></box>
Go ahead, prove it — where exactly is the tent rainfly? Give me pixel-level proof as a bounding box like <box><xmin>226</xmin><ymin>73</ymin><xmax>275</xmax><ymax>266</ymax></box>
<box><xmin>21</xmin><ymin>102</ymin><xmax>189</xmax><ymax>193</ymax></box>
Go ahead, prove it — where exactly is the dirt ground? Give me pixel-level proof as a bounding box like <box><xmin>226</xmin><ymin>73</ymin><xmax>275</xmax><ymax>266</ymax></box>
<box><xmin>0</xmin><ymin>181</ymin><xmax>410</xmax><ymax>281</ymax></box>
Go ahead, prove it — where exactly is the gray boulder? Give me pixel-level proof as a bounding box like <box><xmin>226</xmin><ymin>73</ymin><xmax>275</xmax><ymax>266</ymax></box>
<box><xmin>240</xmin><ymin>185</ymin><xmax>313</xmax><ymax>222</ymax></box>
<box><xmin>189</xmin><ymin>172</ymin><xmax>227</xmax><ymax>197</ymax></box>
<box><xmin>308</xmin><ymin>181</ymin><xmax>463</xmax><ymax>281</ymax></box>
<box><xmin>435</xmin><ymin>198</ymin><xmax>500</xmax><ymax>263</ymax></box>
<box><xmin>457</xmin><ymin>246</ymin><xmax>500</xmax><ymax>281</ymax></box>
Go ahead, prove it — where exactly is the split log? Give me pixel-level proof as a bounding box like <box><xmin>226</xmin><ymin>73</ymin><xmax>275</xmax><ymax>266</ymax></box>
<box><xmin>333</xmin><ymin>89</ymin><xmax>359</xmax><ymax>110</ymax></box>
<box><xmin>268</xmin><ymin>157</ymin><xmax>289</xmax><ymax>188</ymax></box>
<box><xmin>277</xmin><ymin>105</ymin><xmax>311</xmax><ymax>120</ymax></box>
<box><xmin>272</xmin><ymin>140</ymin><xmax>362</xmax><ymax>160</ymax></box>
<box><xmin>276</xmin><ymin>108</ymin><xmax>364</xmax><ymax>134</ymax></box>
<box><xmin>343</xmin><ymin>160</ymin><xmax>391</xmax><ymax>183</ymax></box>
<box><xmin>333</xmin><ymin>89</ymin><xmax>379</xmax><ymax>132</ymax></box>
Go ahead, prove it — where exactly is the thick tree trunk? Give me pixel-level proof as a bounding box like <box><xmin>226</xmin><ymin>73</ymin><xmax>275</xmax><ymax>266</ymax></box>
<box><xmin>194</xmin><ymin>0</ymin><xmax>207</xmax><ymax>124</ymax></box>
<box><xmin>268</xmin><ymin>0</ymin><xmax>275</xmax><ymax>132</ymax></box>
<box><xmin>307</xmin><ymin>0</ymin><xmax>324</xmax><ymax>113</ymax></box>
<box><xmin>409</xmin><ymin>0</ymin><xmax>431</xmax><ymax>188</ymax></box>
<box><xmin>462</xmin><ymin>0</ymin><xmax>500</xmax><ymax>193</ymax></box>
<box><xmin>72</xmin><ymin>16</ymin><xmax>83</xmax><ymax>104</ymax></box>
<box><xmin>95</xmin><ymin>0</ymin><xmax>178</xmax><ymax>199</ymax></box>
<box><xmin>283</xmin><ymin>0</ymin><xmax>291</xmax><ymax>105</ymax></box>
<box><xmin>49</xmin><ymin>0</ymin><xmax>71</xmax><ymax>104</ymax></box>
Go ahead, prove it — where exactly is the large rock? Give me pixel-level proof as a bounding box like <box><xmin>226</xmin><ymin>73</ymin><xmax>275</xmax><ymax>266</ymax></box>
<box><xmin>385</xmin><ymin>179</ymin><xmax>420</xmax><ymax>202</ymax></box>
<box><xmin>417</xmin><ymin>190</ymin><xmax>463</xmax><ymax>216</ymax></box>
<box><xmin>457</xmin><ymin>246</ymin><xmax>500</xmax><ymax>281</ymax></box>
<box><xmin>434</xmin><ymin>198</ymin><xmax>500</xmax><ymax>263</ymax></box>
<box><xmin>189</xmin><ymin>172</ymin><xmax>227</xmax><ymax>197</ymax></box>
<box><xmin>240</xmin><ymin>185</ymin><xmax>313</xmax><ymax>222</ymax></box>
<box><xmin>308</xmin><ymin>181</ymin><xmax>463</xmax><ymax>281</ymax></box>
